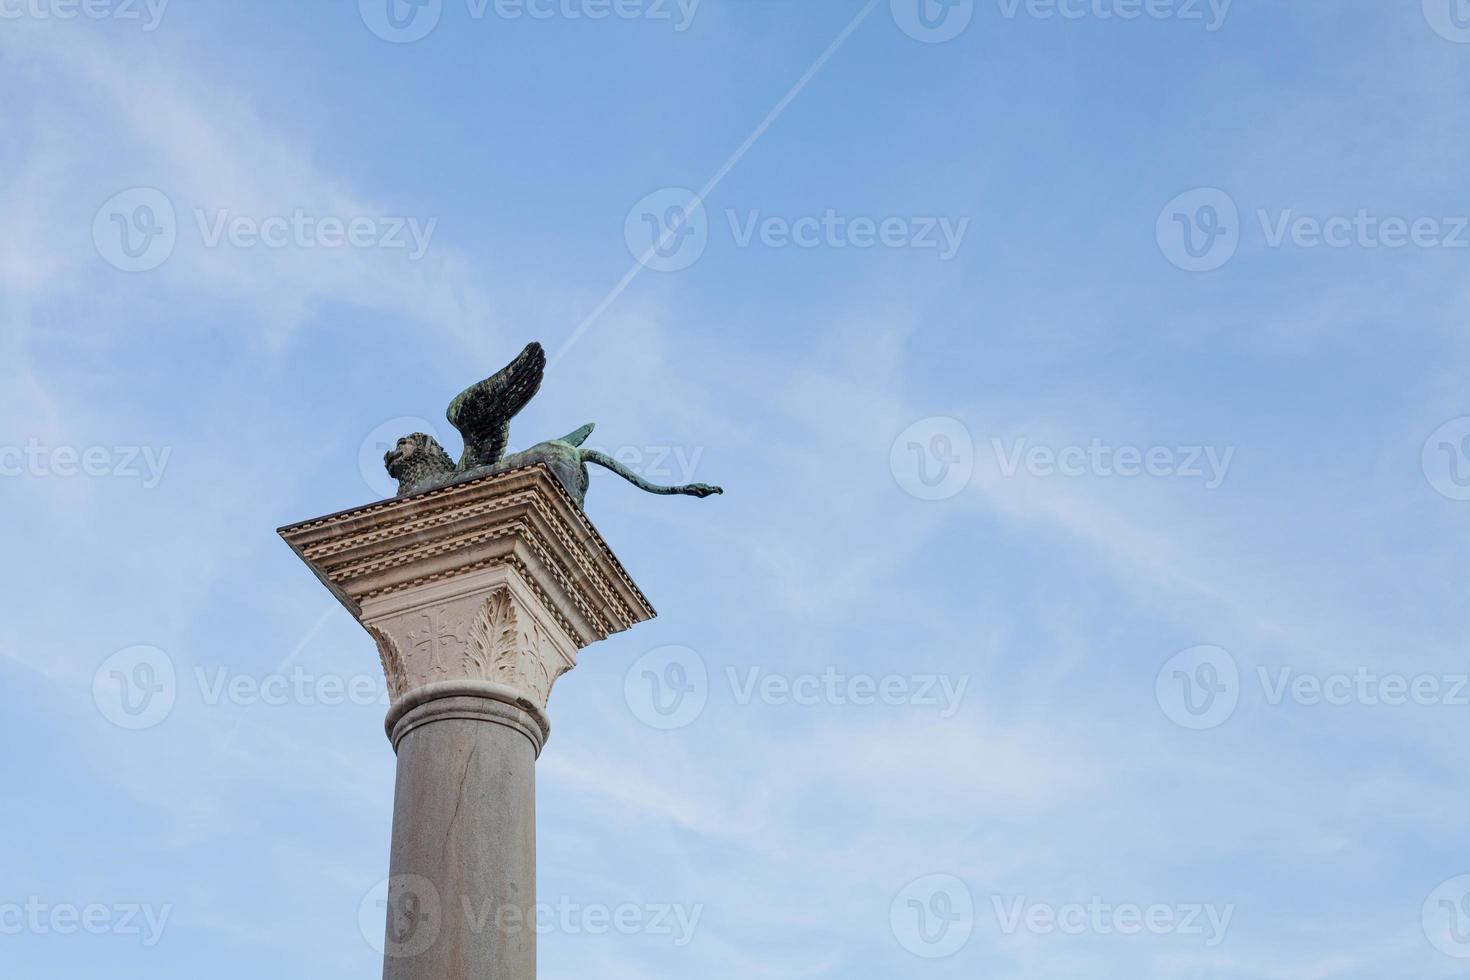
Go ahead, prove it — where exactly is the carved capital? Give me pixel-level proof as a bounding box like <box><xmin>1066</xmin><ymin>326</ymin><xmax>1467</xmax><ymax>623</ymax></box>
<box><xmin>279</xmin><ymin>464</ymin><xmax>656</xmax><ymax>716</ymax></box>
<box><xmin>363</xmin><ymin>573</ymin><xmax>575</xmax><ymax>711</ymax></box>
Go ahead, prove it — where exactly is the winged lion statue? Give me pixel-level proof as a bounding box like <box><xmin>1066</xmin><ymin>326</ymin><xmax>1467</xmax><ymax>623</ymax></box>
<box><xmin>382</xmin><ymin>341</ymin><xmax>723</xmax><ymax>507</ymax></box>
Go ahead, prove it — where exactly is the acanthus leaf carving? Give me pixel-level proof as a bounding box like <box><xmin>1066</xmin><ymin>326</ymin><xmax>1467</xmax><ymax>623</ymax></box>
<box><xmin>367</xmin><ymin>624</ymin><xmax>410</xmax><ymax>702</ymax></box>
<box><xmin>465</xmin><ymin>587</ymin><xmax>565</xmax><ymax>709</ymax></box>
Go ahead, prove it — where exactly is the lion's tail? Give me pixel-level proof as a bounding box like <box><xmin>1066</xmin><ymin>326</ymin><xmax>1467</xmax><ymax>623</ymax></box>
<box><xmin>582</xmin><ymin>450</ymin><xmax>723</xmax><ymax>498</ymax></box>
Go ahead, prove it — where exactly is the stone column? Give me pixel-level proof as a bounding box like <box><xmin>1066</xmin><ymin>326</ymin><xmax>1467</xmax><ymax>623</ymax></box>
<box><xmin>279</xmin><ymin>465</ymin><xmax>655</xmax><ymax>980</ymax></box>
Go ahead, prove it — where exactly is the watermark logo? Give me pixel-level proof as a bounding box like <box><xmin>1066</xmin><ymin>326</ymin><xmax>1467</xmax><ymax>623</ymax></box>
<box><xmin>0</xmin><ymin>0</ymin><xmax>169</xmax><ymax>30</ymax></box>
<box><xmin>1157</xmin><ymin>187</ymin><xmax>1239</xmax><ymax>272</ymax></box>
<box><xmin>626</xmin><ymin>187</ymin><xmax>708</xmax><ymax>272</ymax></box>
<box><xmin>361</xmin><ymin>416</ymin><xmax>444</xmax><ymax>500</ymax></box>
<box><xmin>624</xmin><ymin>645</ymin><xmax>708</xmax><ymax>730</ymax></box>
<box><xmin>1424</xmin><ymin>876</ymin><xmax>1470</xmax><ymax>958</ymax></box>
<box><xmin>94</xmin><ymin>188</ymin><xmax>177</xmax><ymax>273</ymax></box>
<box><xmin>1424</xmin><ymin>0</ymin><xmax>1470</xmax><ymax>43</ymax></box>
<box><xmin>361</xmin><ymin>875</ymin><xmax>443</xmax><ymax>958</ymax></box>
<box><xmin>361</xmin><ymin>0</ymin><xmax>443</xmax><ymax>42</ymax></box>
<box><xmin>891</xmin><ymin>0</ymin><xmax>974</xmax><ymax>42</ymax></box>
<box><xmin>93</xmin><ymin>646</ymin><xmax>177</xmax><ymax>730</ymax></box>
<box><xmin>1423</xmin><ymin>417</ymin><xmax>1470</xmax><ymax>501</ymax></box>
<box><xmin>890</xmin><ymin>874</ymin><xmax>974</xmax><ymax>958</ymax></box>
<box><xmin>1155</xmin><ymin>645</ymin><xmax>1239</xmax><ymax>730</ymax></box>
<box><xmin>891</xmin><ymin>417</ymin><xmax>975</xmax><ymax>501</ymax></box>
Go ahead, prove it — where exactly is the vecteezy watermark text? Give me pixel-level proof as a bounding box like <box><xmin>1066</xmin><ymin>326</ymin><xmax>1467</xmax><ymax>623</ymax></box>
<box><xmin>93</xmin><ymin>188</ymin><xmax>437</xmax><ymax>272</ymax></box>
<box><xmin>0</xmin><ymin>898</ymin><xmax>172</xmax><ymax>947</ymax></box>
<box><xmin>991</xmin><ymin>896</ymin><xmax>1234</xmax><ymax>946</ymax></box>
<box><xmin>0</xmin><ymin>0</ymin><xmax>168</xmax><ymax>30</ymax></box>
<box><xmin>624</xmin><ymin>189</ymin><xmax>971</xmax><ymax>272</ymax></box>
<box><xmin>1158</xmin><ymin>188</ymin><xmax>1470</xmax><ymax>272</ymax></box>
<box><xmin>1256</xmin><ymin>666</ymin><xmax>1470</xmax><ymax>708</ymax></box>
<box><xmin>1256</xmin><ymin>210</ymin><xmax>1470</xmax><ymax>251</ymax></box>
<box><xmin>992</xmin><ymin>437</ymin><xmax>1235</xmax><ymax>489</ymax></box>
<box><xmin>622</xmin><ymin>646</ymin><xmax>970</xmax><ymax>730</ymax></box>
<box><xmin>0</xmin><ymin>440</ymin><xmax>171</xmax><ymax>488</ymax></box>
<box><xmin>359</xmin><ymin>0</ymin><xmax>699</xmax><ymax>43</ymax></box>
<box><xmin>727</xmin><ymin>666</ymin><xmax>969</xmax><ymax>717</ymax></box>
<box><xmin>1156</xmin><ymin>645</ymin><xmax>1470</xmax><ymax>730</ymax></box>
<box><xmin>194</xmin><ymin>210</ymin><xmax>436</xmax><ymax>259</ymax></box>
<box><xmin>464</xmin><ymin>897</ymin><xmax>702</xmax><ymax>947</ymax></box>
<box><xmin>888</xmin><ymin>874</ymin><xmax>1233</xmax><ymax>959</ymax></box>
<box><xmin>195</xmin><ymin>666</ymin><xmax>389</xmax><ymax>708</ymax></box>
<box><xmin>360</xmin><ymin>876</ymin><xmax>701</xmax><ymax>958</ymax></box>
<box><xmin>891</xmin><ymin>0</ymin><xmax>1230</xmax><ymax>43</ymax></box>
<box><xmin>92</xmin><ymin>646</ymin><xmax>394</xmax><ymax>731</ymax></box>
<box><xmin>726</xmin><ymin>210</ymin><xmax>970</xmax><ymax>260</ymax></box>
<box><xmin>996</xmin><ymin>0</ymin><xmax>1230</xmax><ymax>29</ymax></box>
<box><xmin>889</xmin><ymin>419</ymin><xmax>1235</xmax><ymax>501</ymax></box>
<box><xmin>468</xmin><ymin>0</ymin><xmax>698</xmax><ymax>26</ymax></box>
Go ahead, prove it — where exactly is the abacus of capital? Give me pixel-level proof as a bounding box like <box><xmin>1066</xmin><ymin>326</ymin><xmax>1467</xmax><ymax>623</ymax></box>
<box><xmin>279</xmin><ymin>464</ymin><xmax>656</xmax><ymax>980</ymax></box>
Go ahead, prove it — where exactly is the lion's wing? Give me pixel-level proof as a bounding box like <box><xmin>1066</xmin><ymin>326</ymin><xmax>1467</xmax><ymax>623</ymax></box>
<box><xmin>446</xmin><ymin>341</ymin><xmax>546</xmax><ymax>471</ymax></box>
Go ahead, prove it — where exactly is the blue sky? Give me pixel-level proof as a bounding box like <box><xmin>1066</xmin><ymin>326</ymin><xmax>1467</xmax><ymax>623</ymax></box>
<box><xmin>5</xmin><ymin>0</ymin><xmax>1470</xmax><ymax>977</ymax></box>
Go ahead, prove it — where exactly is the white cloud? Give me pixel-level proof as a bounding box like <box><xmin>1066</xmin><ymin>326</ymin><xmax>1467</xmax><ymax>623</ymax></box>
<box><xmin>0</xmin><ymin>21</ymin><xmax>507</xmax><ymax>352</ymax></box>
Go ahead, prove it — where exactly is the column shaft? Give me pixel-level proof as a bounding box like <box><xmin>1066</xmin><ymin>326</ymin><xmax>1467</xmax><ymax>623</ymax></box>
<box><xmin>381</xmin><ymin>690</ymin><xmax>544</xmax><ymax>980</ymax></box>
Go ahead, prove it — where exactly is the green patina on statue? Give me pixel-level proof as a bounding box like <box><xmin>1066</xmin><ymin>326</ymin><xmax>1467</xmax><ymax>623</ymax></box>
<box><xmin>383</xmin><ymin>341</ymin><xmax>723</xmax><ymax>507</ymax></box>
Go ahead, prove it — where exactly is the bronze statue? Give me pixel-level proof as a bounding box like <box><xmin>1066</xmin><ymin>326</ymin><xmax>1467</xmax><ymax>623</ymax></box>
<box><xmin>383</xmin><ymin>341</ymin><xmax>723</xmax><ymax>507</ymax></box>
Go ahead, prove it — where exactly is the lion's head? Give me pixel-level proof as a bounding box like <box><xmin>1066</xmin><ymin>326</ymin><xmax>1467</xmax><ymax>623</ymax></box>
<box><xmin>384</xmin><ymin>432</ymin><xmax>455</xmax><ymax>497</ymax></box>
